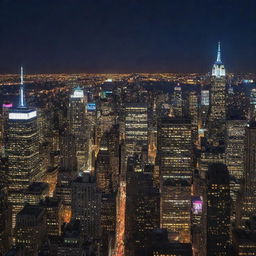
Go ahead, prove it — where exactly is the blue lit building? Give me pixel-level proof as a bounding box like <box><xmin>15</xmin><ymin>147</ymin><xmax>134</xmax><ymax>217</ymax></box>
<box><xmin>4</xmin><ymin>67</ymin><xmax>40</xmax><ymax>228</ymax></box>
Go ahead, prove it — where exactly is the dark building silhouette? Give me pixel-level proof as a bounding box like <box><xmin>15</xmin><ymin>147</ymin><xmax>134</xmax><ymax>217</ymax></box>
<box><xmin>125</xmin><ymin>156</ymin><xmax>160</xmax><ymax>256</ymax></box>
<box><xmin>15</xmin><ymin>204</ymin><xmax>46</xmax><ymax>256</ymax></box>
<box><xmin>207</xmin><ymin>163</ymin><xmax>231</xmax><ymax>255</ymax></box>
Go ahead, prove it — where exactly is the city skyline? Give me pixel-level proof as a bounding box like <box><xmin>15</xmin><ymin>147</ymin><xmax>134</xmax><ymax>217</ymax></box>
<box><xmin>1</xmin><ymin>1</ymin><xmax>256</xmax><ymax>256</ymax></box>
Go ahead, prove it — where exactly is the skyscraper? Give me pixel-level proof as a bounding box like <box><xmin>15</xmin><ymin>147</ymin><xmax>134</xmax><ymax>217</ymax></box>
<box><xmin>157</xmin><ymin>117</ymin><xmax>192</xmax><ymax>242</ymax></box>
<box><xmin>171</xmin><ymin>86</ymin><xmax>183</xmax><ymax>118</ymax></box>
<box><xmin>68</xmin><ymin>87</ymin><xmax>87</xmax><ymax>171</ymax></box>
<box><xmin>124</xmin><ymin>103</ymin><xmax>148</xmax><ymax>159</ymax></box>
<box><xmin>158</xmin><ymin>117</ymin><xmax>192</xmax><ymax>182</ymax></box>
<box><xmin>200</xmin><ymin>89</ymin><xmax>210</xmax><ymax>128</ymax></box>
<box><xmin>15</xmin><ymin>204</ymin><xmax>46</xmax><ymax>256</ymax></box>
<box><xmin>125</xmin><ymin>158</ymin><xmax>159</xmax><ymax>255</ymax></box>
<box><xmin>71</xmin><ymin>173</ymin><xmax>101</xmax><ymax>239</ymax></box>
<box><xmin>241</xmin><ymin>121</ymin><xmax>256</xmax><ymax>226</ymax></box>
<box><xmin>59</xmin><ymin>131</ymin><xmax>77</xmax><ymax>172</ymax></box>
<box><xmin>226</xmin><ymin>119</ymin><xmax>246</xmax><ymax>221</ymax></box>
<box><xmin>188</xmin><ymin>91</ymin><xmax>199</xmax><ymax>143</ymax></box>
<box><xmin>207</xmin><ymin>163</ymin><xmax>231</xmax><ymax>255</ymax></box>
<box><xmin>201</xmin><ymin>90</ymin><xmax>210</xmax><ymax>107</ymax></box>
<box><xmin>39</xmin><ymin>197</ymin><xmax>63</xmax><ymax>237</ymax></box>
<box><xmin>5</xmin><ymin>67</ymin><xmax>40</xmax><ymax>228</ymax></box>
<box><xmin>210</xmin><ymin>41</ymin><xmax>226</xmax><ymax>121</ymax></box>
<box><xmin>208</xmin><ymin>42</ymin><xmax>227</xmax><ymax>145</ymax></box>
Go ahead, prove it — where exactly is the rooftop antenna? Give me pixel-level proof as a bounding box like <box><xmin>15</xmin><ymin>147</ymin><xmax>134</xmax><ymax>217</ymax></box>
<box><xmin>216</xmin><ymin>41</ymin><xmax>222</xmax><ymax>64</ymax></box>
<box><xmin>19</xmin><ymin>66</ymin><xmax>26</xmax><ymax>107</ymax></box>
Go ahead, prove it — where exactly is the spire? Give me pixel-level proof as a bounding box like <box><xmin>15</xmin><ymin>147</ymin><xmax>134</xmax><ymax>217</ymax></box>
<box><xmin>19</xmin><ymin>66</ymin><xmax>26</xmax><ymax>107</ymax></box>
<box><xmin>216</xmin><ymin>41</ymin><xmax>222</xmax><ymax>64</ymax></box>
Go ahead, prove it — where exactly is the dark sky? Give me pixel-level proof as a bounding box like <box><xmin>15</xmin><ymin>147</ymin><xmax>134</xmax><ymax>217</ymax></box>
<box><xmin>0</xmin><ymin>0</ymin><xmax>256</xmax><ymax>74</ymax></box>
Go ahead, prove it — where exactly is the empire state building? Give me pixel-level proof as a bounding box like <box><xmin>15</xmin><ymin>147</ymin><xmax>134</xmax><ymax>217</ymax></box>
<box><xmin>210</xmin><ymin>41</ymin><xmax>226</xmax><ymax>121</ymax></box>
<box><xmin>208</xmin><ymin>42</ymin><xmax>227</xmax><ymax>145</ymax></box>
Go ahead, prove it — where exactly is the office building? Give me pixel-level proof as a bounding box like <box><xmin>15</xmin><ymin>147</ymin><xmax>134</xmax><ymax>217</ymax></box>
<box><xmin>157</xmin><ymin>117</ymin><xmax>192</xmax><ymax>242</ymax></box>
<box><xmin>188</xmin><ymin>91</ymin><xmax>199</xmax><ymax>142</ymax></box>
<box><xmin>171</xmin><ymin>86</ymin><xmax>183</xmax><ymax>118</ymax></box>
<box><xmin>226</xmin><ymin>119</ymin><xmax>246</xmax><ymax>221</ymax></box>
<box><xmin>5</xmin><ymin>67</ymin><xmax>40</xmax><ymax>228</ymax></box>
<box><xmin>68</xmin><ymin>87</ymin><xmax>87</xmax><ymax>171</ymax></box>
<box><xmin>71</xmin><ymin>173</ymin><xmax>101</xmax><ymax>239</ymax></box>
<box><xmin>157</xmin><ymin>117</ymin><xmax>192</xmax><ymax>182</ymax></box>
<box><xmin>126</xmin><ymin>157</ymin><xmax>159</xmax><ymax>255</ymax></box>
<box><xmin>207</xmin><ymin>163</ymin><xmax>231</xmax><ymax>255</ymax></box>
<box><xmin>241</xmin><ymin>121</ymin><xmax>256</xmax><ymax>226</ymax></box>
<box><xmin>40</xmin><ymin>197</ymin><xmax>63</xmax><ymax>237</ymax></box>
<box><xmin>15</xmin><ymin>204</ymin><xmax>46</xmax><ymax>256</ymax></box>
<box><xmin>210</xmin><ymin>42</ymin><xmax>226</xmax><ymax>121</ymax></box>
<box><xmin>124</xmin><ymin>103</ymin><xmax>148</xmax><ymax>159</ymax></box>
<box><xmin>95</xmin><ymin>148</ymin><xmax>112</xmax><ymax>193</ymax></box>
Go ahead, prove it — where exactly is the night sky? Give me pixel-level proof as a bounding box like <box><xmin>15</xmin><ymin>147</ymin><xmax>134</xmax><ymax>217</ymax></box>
<box><xmin>0</xmin><ymin>0</ymin><xmax>256</xmax><ymax>74</ymax></box>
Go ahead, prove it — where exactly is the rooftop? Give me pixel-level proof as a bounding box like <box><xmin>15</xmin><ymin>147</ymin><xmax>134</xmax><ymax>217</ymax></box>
<box><xmin>17</xmin><ymin>204</ymin><xmax>44</xmax><ymax>218</ymax></box>
<box><xmin>26</xmin><ymin>182</ymin><xmax>49</xmax><ymax>194</ymax></box>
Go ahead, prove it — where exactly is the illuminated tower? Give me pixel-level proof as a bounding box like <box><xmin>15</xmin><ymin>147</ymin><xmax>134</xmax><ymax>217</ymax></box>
<box><xmin>226</xmin><ymin>119</ymin><xmax>246</xmax><ymax>221</ymax></box>
<box><xmin>172</xmin><ymin>86</ymin><xmax>183</xmax><ymax>118</ymax></box>
<box><xmin>200</xmin><ymin>89</ymin><xmax>210</xmax><ymax>128</ymax></box>
<box><xmin>188</xmin><ymin>91</ymin><xmax>199</xmax><ymax>142</ymax></box>
<box><xmin>157</xmin><ymin>117</ymin><xmax>192</xmax><ymax>242</ymax></box>
<box><xmin>209</xmin><ymin>42</ymin><xmax>227</xmax><ymax>145</ymax></box>
<box><xmin>211</xmin><ymin>42</ymin><xmax>226</xmax><ymax>79</ymax></box>
<box><xmin>68</xmin><ymin>87</ymin><xmax>86</xmax><ymax>171</ymax></box>
<box><xmin>71</xmin><ymin>173</ymin><xmax>101</xmax><ymax>239</ymax></box>
<box><xmin>5</xmin><ymin>67</ymin><xmax>40</xmax><ymax>228</ymax></box>
<box><xmin>124</xmin><ymin>103</ymin><xmax>148</xmax><ymax>159</ymax></box>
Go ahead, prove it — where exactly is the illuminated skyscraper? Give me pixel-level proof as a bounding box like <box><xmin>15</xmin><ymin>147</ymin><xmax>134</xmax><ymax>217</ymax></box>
<box><xmin>71</xmin><ymin>173</ymin><xmax>101</xmax><ymax>239</ymax></box>
<box><xmin>207</xmin><ymin>163</ymin><xmax>231</xmax><ymax>255</ymax></box>
<box><xmin>201</xmin><ymin>90</ymin><xmax>210</xmax><ymax>107</ymax></box>
<box><xmin>68</xmin><ymin>87</ymin><xmax>87</xmax><ymax>171</ymax></box>
<box><xmin>188</xmin><ymin>91</ymin><xmax>199</xmax><ymax>142</ymax></box>
<box><xmin>124</xmin><ymin>103</ymin><xmax>148</xmax><ymax>158</ymax></box>
<box><xmin>95</xmin><ymin>148</ymin><xmax>112</xmax><ymax>193</ymax></box>
<box><xmin>226</xmin><ymin>119</ymin><xmax>246</xmax><ymax>220</ymax></box>
<box><xmin>157</xmin><ymin>117</ymin><xmax>192</xmax><ymax>242</ymax></box>
<box><xmin>172</xmin><ymin>86</ymin><xmax>183</xmax><ymax>118</ymax></box>
<box><xmin>200</xmin><ymin>89</ymin><xmax>210</xmax><ymax>127</ymax></box>
<box><xmin>209</xmin><ymin>42</ymin><xmax>227</xmax><ymax>145</ymax></box>
<box><xmin>158</xmin><ymin>117</ymin><xmax>192</xmax><ymax>182</ymax></box>
<box><xmin>5</xmin><ymin>67</ymin><xmax>40</xmax><ymax>228</ymax></box>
